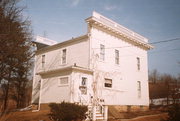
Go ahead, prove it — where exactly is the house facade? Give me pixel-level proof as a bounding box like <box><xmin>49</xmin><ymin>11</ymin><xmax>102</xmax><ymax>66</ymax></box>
<box><xmin>32</xmin><ymin>12</ymin><xmax>153</xmax><ymax>120</ymax></box>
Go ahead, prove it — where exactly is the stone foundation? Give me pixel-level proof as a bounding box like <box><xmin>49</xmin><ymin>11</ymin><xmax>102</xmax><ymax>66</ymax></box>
<box><xmin>40</xmin><ymin>103</ymin><xmax>50</xmax><ymax>110</ymax></box>
<box><xmin>112</xmin><ymin>105</ymin><xmax>149</xmax><ymax>112</ymax></box>
<box><xmin>32</xmin><ymin>103</ymin><xmax>50</xmax><ymax>110</ymax></box>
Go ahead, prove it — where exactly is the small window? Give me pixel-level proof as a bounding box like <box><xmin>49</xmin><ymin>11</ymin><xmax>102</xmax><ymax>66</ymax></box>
<box><xmin>137</xmin><ymin>57</ymin><xmax>140</xmax><ymax>70</ymax></box>
<box><xmin>100</xmin><ymin>44</ymin><xmax>105</xmax><ymax>61</ymax></box>
<box><xmin>137</xmin><ymin>81</ymin><xmax>141</xmax><ymax>98</ymax></box>
<box><xmin>104</xmin><ymin>78</ymin><xmax>112</xmax><ymax>88</ymax></box>
<box><xmin>115</xmin><ymin>49</ymin><xmax>119</xmax><ymax>65</ymax></box>
<box><xmin>62</xmin><ymin>49</ymin><xmax>67</xmax><ymax>64</ymax></box>
<box><xmin>59</xmin><ymin>77</ymin><xmax>68</xmax><ymax>86</ymax></box>
<box><xmin>42</xmin><ymin>55</ymin><xmax>45</xmax><ymax>68</ymax></box>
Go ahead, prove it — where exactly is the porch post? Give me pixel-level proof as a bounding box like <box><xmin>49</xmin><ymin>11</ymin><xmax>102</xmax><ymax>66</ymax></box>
<box><xmin>92</xmin><ymin>106</ymin><xmax>96</xmax><ymax>121</ymax></box>
<box><xmin>104</xmin><ymin>105</ymin><xmax>108</xmax><ymax>121</ymax></box>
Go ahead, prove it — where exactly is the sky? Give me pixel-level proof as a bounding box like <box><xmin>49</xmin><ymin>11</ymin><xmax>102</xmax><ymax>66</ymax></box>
<box><xmin>20</xmin><ymin>0</ymin><xmax>180</xmax><ymax>77</ymax></box>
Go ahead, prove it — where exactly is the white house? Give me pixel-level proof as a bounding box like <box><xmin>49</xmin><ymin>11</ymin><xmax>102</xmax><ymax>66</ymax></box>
<box><xmin>32</xmin><ymin>12</ymin><xmax>153</xmax><ymax>120</ymax></box>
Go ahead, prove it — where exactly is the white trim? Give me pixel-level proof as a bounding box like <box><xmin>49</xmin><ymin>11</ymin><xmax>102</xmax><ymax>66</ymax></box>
<box><xmin>58</xmin><ymin>76</ymin><xmax>69</xmax><ymax>87</ymax></box>
<box><xmin>61</xmin><ymin>48</ymin><xmax>67</xmax><ymax>65</ymax></box>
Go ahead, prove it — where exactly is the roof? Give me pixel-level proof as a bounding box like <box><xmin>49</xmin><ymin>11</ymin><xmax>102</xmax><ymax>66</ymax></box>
<box><xmin>36</xmin><ymin>34</ymin><xmax>88</xmax><ymax>55</ymax></box>
<box><xmin>86</xmin><ymin>11</ymin><xmax>153</xmax><ymax>50</ymax></box>
<box><xmin>37</xmin><ymin>65</ymin><xmax>93</xmax><ymax>76</ymax></box>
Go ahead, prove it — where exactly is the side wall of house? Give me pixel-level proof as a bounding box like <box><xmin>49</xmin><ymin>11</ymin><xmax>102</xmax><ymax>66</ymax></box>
<box><xmin>40</xmin><ymin>71</ymin><xmax>72</xmax><ymax>103</ymax></box>
<box><xmin>35</xmin><ymin>37</ymin><xmax>89</xmax><ymax>73</ymax></box>
<box><xmin>89</xmin><ymin>25</ymin><xmax>149</xmax><ymax>106</ymax></box>
<box><xmin>71</xmin><ymin>71</ymin><xmax>93</xmax><ymax>104</ymax></box>
<box><xmin>32</xmin><ymin>37</ymin><xmax>90</xmax><ymax>104</ymax></box>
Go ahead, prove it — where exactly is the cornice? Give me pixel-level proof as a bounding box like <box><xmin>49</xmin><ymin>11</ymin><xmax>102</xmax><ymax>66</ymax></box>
<box><xmin>86</xmin><ymin>14</ymin><xmax>154</xmax><ymax>50</ymax></box>
<box><xmin>36</xmin><ymin>65</ymin><xmax>93</xmax><ymax>76</ymax></box>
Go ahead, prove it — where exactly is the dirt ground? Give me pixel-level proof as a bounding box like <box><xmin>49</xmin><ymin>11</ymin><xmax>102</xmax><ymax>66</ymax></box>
<box><xmin>0</xmin><ymin>110</ymin><xmax>51</xmax><ymax>121</ymax></box>
<box><xmin>109</xmin><ymin>113</ymin><xmax>168</xmax><ymax>121</ymax></box>
<box><xmin>0</xmin><ymin>110</ymin><xmax>168</xmax><ymax>121</ymax></box>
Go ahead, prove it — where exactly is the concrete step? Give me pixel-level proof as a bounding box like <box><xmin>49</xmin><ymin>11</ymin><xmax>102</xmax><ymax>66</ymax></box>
<box><xmin>96</xmin><ymin>116</ymin><xmax>104</xmax><ymax>120</ymax></box>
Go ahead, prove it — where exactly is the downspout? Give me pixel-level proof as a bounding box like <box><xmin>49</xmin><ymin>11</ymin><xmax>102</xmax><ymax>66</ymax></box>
<box><xmin>32</xmin><ymin>78</ymin><xmax>43</xmax><ymax>112</ymax></box>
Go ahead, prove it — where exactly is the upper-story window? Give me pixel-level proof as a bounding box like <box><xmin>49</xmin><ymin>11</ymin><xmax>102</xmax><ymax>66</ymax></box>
<box><xmin>115</xmin><ymin>49</ymin><xmax>119</xmax><ymax>65</ymax></box>
<box><xmin>137</xmin><ymin>57</ymin><xmax>140</xmax><ymax>70</ymax></box>
<box><xmin>100</xmin><ymin>44</ymin><xmax>105</xmax><ymax>61</ymax></box>
<box><xmin>42</xmin><ymin>54</ymin><xmax>45</xmax><ymax>68</ymax></box>
<box><xmin>62</xmin><ymin>49</ymin><xmax>67</xmax><ymax>64</ymax></box>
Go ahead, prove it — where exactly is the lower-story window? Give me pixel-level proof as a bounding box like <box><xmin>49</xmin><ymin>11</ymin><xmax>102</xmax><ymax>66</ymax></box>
<box><xmin>59</xmin><ymin>77</ymin><xmax>68</xmax><ymax>86</ymax></box>
<box><xmin>79</xmin><ymin>77</ymin><xmax>87</xmax><ymax>95</ymax></box>
<box><xmin>104</xmin><ymin>78</ymin><xmax>112</xmax><ymax>88</ymax></box>
<box><xmin>137</xmin><ymin>81</ymin><xmax>141</xmax><ymax>98</ymax></box>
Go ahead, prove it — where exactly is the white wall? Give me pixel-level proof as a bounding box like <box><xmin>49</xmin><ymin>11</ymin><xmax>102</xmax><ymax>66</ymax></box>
<box><xmin>40</xmin><ymin>71</ymin><xmax>72</xmax><ymax>103</ymax></box>
<box><xmin>71</xmin><ymin>71</ymin><xmax>93</xmax><ymax>104</ymax></box>
<box><xmin>89</xmin><ymin>25</ymin><xmax>149</xmax><ymax>106</ymax></box>
<box><xmin>32</xmin><ymin>37</ymin><xmax>90</xmax><ymax>104</ymax></box>
<box><xmin>35</xmin><ymin>37</ymin><xmax>89</xmax><ymax>73</ymax></box>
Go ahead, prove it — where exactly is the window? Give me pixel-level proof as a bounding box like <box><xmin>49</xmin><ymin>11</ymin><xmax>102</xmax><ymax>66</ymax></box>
<box><xmin>137</xmin><ymin>81</ymin><xmax>141</xmax><ymax>98</ymax></box>
<box><xmin>59</xmin><ymin>77</ymin><xmax>68</xmax><ymax>86</ymax></box>
<box><xmin>115</xmin><ymin>49</ymin><xmax>119</xmax><ymax>65</ymax></box>
<box><xmin>80</xmin><ymin>77</ymin><xmax>87</xmax><ymax>95</ymax></box>
<box><xmin>104</xmin><ymin>78</ymin><xmax>112</xmax><ymax>88</ymax></box>
<box><xmin>81</xmin><ymin>77</ymin><xmax>87</xmax><ymax>86</ymax></box>
<box><xmin>137</xmin><ymin>57</ymin><xmax>140</xmax><ymax>70</ymax></box>
<box><xmin>62</xmin><ymin>49</ymin><xmax>67</xmax><ymax>64</ymax></box>
<box><xmin>42</xmin><ymin>55</ymin><xmax>45</xmax><ymax>68</ymax></box>
<box><xmin>100</xmin><ymin>44</ymin><xmax>105</xmax><ymax>61</ymax></box>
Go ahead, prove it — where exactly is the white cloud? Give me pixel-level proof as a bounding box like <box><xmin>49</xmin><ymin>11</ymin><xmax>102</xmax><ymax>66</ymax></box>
<box><xmin>71</xmin><ymin>0</ymin><xmax>80</xmax><ymax>7</ymax></box>
<box><xmin>104</xmin><ymin>5</ymin><xmax>117</xmax><ymax>11</ymax></box>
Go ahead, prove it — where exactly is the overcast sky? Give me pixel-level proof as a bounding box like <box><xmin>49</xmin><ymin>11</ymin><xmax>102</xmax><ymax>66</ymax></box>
<box><xmin>20</xmin><ymin>0</ymin><xmax>180</xmax><ymax>77</ymax></box>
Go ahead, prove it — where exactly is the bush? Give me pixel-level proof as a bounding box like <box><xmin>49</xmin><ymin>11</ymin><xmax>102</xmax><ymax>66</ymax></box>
<box><xmin>162</xmin><ymin>104</ymin><xmax>180</xmax><ymax>121</ymax></box>
<box><xmin>49</xmin><ymin>102</ymin><xmax>88</xmax><ymax>121</ymax></box>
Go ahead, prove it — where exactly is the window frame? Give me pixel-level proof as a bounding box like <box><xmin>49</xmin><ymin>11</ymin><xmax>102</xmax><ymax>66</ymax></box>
<box><xmin>100</xmin><ymin>44</ymin><xmax>105</xmax><ymax>61</ymax></box>
<box><xmin>80</xmin><ymin>77</ymin><xmax>88</xmax><ymax>95</ymax></box>
<box><xmin>137</xmin><ymin>81</ymin><xmax>141</xmax><ymax>98</ymax></box>
<box><xmin>115</xmin><ymin>49</ymin><xmax>119</xmax><ymax>65</ymax></box>
<box><xmin>62</xmin><ymin>48</ymin><xmax>67</xmax><ymax>64</ymax></box>
<box><xmin>137</xmin><ymin>57</ymin><xmax>140</xmax><ymax>70</ymax></box>
<box><xmin>58</xmin><ymin>76</ymin><xmax>69</xmax><ymax>86</ymax></box>
<box><xmin>42</xmin><ymin>54</ymin><xmax>45</xmax><ymax>68</ymax></box>
<box><xmin>104</xmin><ymin>78</ymin><xmax>112</xmax><ymax>88</ymax></box>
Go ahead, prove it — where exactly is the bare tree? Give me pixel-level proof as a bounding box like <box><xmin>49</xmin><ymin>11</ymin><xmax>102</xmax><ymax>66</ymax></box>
<box><xmin>0</xmin><ymin>0</ymin><xmax>33</xmax><ymax>113</ymax></box>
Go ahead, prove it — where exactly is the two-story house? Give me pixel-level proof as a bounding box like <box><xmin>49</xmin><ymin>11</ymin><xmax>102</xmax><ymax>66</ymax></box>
<box><xmin>32</xmin><ymin>12</ymin><xmax>153</xmax><ymax>121</ymax></box>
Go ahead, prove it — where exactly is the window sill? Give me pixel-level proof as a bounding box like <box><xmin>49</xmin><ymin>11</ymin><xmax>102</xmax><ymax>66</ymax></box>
<box><xmin>103</xmin><ymin>87</ymin><xmax>125</xmax><ymax>92</ymax></box>
<box><xmin>58</xmin><ymin>84</ymin><xmax>69</xmax><ymax>87</ymax></box>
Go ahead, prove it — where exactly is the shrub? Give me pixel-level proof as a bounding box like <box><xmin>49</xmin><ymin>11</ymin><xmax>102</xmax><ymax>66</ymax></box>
<box><xmin>49</xmin><ymin>102</ymin><xmax>88</xmax><ymax>121</ymax></box>
<box><xmin>162</xmin><ymin>104</ymin><xmax>180</xmax><ymax>121</ymax></box>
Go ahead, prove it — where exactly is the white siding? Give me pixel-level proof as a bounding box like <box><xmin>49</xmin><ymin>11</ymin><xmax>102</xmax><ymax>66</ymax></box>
<box><xmin>35</xmin><ymin>37</ymin><xmax>89</xmax><ymax>73</ymax></box>
<box><xmin>89</xmin><ymin>26</ymin><xmax>149</xmax><ymax>106</ymax></box>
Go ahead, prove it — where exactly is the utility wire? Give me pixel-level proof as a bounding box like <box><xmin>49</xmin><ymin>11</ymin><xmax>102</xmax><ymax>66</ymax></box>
<box><xmin>149</xmin><ymin>38</ymin><xmax>180</xmax><ymax>44</ymax></box>
<box><xmin>92</xmin><ymin>37</ymin><xmax>180</xmax><ymax>49</ymax></box>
